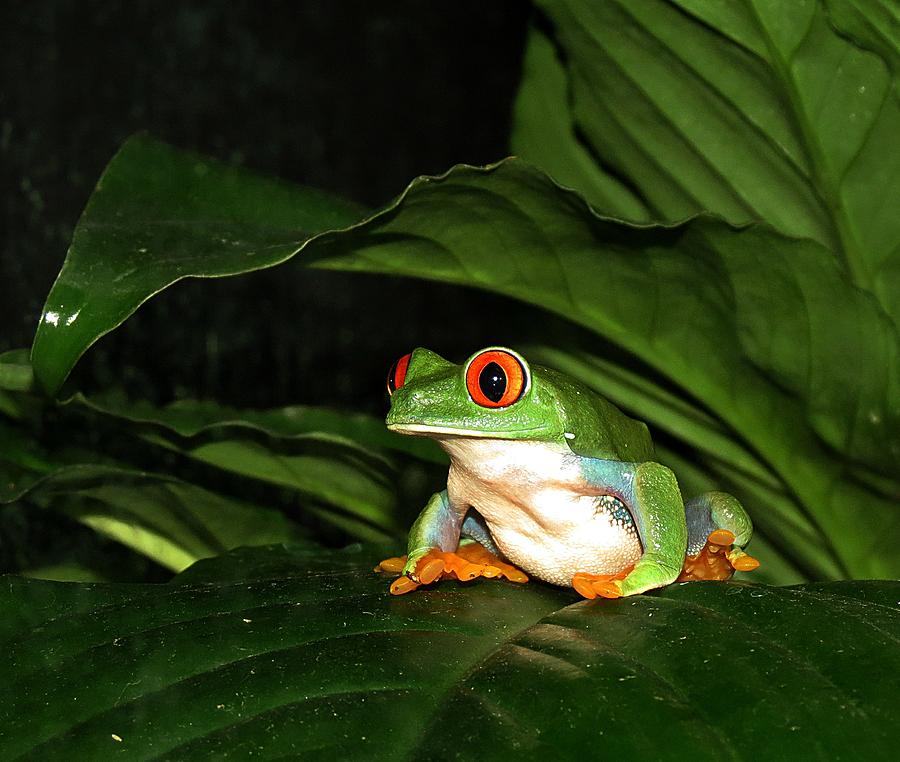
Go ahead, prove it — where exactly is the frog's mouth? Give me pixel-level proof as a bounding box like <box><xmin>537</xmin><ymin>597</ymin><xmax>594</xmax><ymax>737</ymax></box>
<box><xmin>387</xmin><ymin>423</ymin><xmax>549</xmax><ymax>439</ymax></box>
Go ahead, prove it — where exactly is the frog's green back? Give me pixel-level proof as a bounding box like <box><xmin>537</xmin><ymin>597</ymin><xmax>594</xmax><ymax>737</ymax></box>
<box><xmin>537</xmin><ymin>366</ymin><xmax>654</xmax><ymax>463</ymax></box>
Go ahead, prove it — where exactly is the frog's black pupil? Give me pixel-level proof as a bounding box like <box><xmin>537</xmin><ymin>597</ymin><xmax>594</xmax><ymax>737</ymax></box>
<box><xmin>479</xmin><ymin>362</ymin><xmax>507</xmax><ymax>403</ymax></box>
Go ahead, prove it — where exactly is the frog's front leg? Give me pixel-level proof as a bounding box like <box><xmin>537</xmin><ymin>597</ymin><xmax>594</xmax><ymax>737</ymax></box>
<box><xmin>375</xmin><ymin>490</ymin><xmax>463</xmax><ymax>594</ymax></box>
<box><xmin>376</xmin><ymin>491</ymin><xmax>528</xmax><ymax>594</ymax></box>
<box><xmin>402</xmin><ymin>489</ymin><xmax>465</xmax><ymax>577</ymax></box>
<box><xmin>578</xmin><ymin>459</ymin><xmax>687</xmax><ymax>599</ymax></box>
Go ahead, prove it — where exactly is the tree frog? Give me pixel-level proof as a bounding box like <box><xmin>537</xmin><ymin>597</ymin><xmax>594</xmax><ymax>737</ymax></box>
<box><xmin>376</xmin><ymin>347</ymin><xmax>759</xmax><ymax>599</ymax></box>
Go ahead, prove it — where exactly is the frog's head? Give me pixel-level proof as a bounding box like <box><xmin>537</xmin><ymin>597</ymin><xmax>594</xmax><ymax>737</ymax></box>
<box><xmin>385</xmin><ymin>346</ymin><xmax>565</xmax><ymax>442</ymax></box>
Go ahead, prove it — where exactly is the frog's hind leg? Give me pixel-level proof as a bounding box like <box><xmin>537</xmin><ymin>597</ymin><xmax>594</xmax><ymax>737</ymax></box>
<box><xmin>686</xmin><ymin>490</ymin><xmax>753</xmax><ymax>550</ymax></box>
<box><xmin>680</xmin><ymin>491</ymin><xmax>759</xmax><ymax>581</ymax></box>
<box><xmin>460</xmin><ymin>509</ymin><xmax>499</xmax><ymax>555</ymax></box>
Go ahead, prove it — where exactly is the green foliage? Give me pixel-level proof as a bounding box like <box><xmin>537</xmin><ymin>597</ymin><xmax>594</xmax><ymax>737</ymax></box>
<box><xmin>19</xmin><ymin>135</ymin><xmax>900</xmax><ymax>579</ymax></box>
<box><xmin>1</xmin><ymin>544</ymin><xmax>898</xmax><ymax>759</ymax></box>
<box><xmin>0</xmin><ymin>380</ymin><xmax>411</xmax><ymax>569</ymax></box>
<box><xmin>2</xmin><ymin>0</ymin><xmax>899</xmax><ymax>756</ymax></box>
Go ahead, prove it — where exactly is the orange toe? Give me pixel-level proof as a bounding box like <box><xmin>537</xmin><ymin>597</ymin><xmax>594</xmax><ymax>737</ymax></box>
<box><xmin>456</xmin><ymin>543</ymin><xmax>492</xmax><ymax>564</ymax></box>
<box><xmin>378</xmin><ymin>543</ymin><xmax>529</xmax><ymax>594</ymax></box>
<box><xmin>501</xmin><ymin>566</ymin><xmax>529</xmax><ymax>583</ymax></box>
<box><xmin>375</xmin><ymin>556</ymin><xmax>406</xmax><ymax>573</ymax></box>
<box><xmin>572</xmin><ymin>569</ymin><xmax>630</xmax><ymax>599</ymax></box>
<box><xmin>457</xmin><ymin>562</ymin><xmax>484</xmax><ymax>581</ymax></box>
<box><xmin>732</xmin><ymin>554</ymin><xmax>761</xmax><ymax>572</ymax></box>
<box><xmin>593</xmin><ymin>580</ymin><xmax>622</xmax><ymax>599</ymax></box>
<box><xmin>453</xmin><ymin>544</ymin><xmax>528</xmax><ymax>583</ymax></box>
<box><xmin>439</xmin><ymin>551</ymin><xmax>470</xmax><ymax>579</ymax></box>
<box><xmin>678</xmin><ymin>531</ymin><xmax>761</xmax><ymax>582</ymax></box>
<box><xmin>418</xmin><ymin>557</ymin><xmax>446</xmax><ymax>584</ymax></box>
<box><xmin>707</xmin><ymin>529</ymin><xmax>736</xmax><ymax>546</ymax></box>
<box><xmin>572</xmin><ymin>575</ymin><xmax>598</xmax><ymax>599</ymax></box>
<box><xmin>390</xmin><ymin>576</ymin><xmax>420</xmax><ymax>595</ymax></box>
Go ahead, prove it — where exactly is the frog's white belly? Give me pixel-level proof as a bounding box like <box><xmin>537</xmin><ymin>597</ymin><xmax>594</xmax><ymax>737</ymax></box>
<box><xmin>440</xmin><ymin>437</ymin><xmax>643</xmax><ymax>587</ymax></box>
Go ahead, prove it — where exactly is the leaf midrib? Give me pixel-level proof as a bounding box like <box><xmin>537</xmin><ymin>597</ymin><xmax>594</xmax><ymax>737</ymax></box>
<box><xmin>744</xmin><ymin>0</ymin><xmax>874</xmax><ymax>292</ymax></box>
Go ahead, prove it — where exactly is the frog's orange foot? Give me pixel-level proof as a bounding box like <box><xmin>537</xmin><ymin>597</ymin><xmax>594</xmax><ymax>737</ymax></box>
<box><xmin>572</xmin><ymin>569</ymin><xmax>630</xmax><ymax>600</ymax></box>
<box><xmin>677</xmin><ymin>530</ymin><xmax>761</xmax><ymax>582</ymax></box>
<box><xmin>375</xmin><ymin>543</ymin><xmax>528</xmax><ymax>595</ymax></box>
<box><xmin>443</xmin><ymin>542</ymin><xmax>528</xmax><ymax>582</ymax></box>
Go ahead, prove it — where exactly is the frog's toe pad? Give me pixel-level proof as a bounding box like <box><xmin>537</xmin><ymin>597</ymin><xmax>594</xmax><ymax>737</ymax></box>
<box><xmin>389</xmin><ymin>575</ymin><xmax>420</xmax><ymax>595</ymax></box>
<box><xmin>376</xmin><ymin>543</ymin><xmax>528</xmax><ymax>595</ymax></box>
<box><xmin>730</xmin><ymin>552</ymin><xmax>761</xmax><ymax>572</ymax></box>
<box><xmin>374</xmin><ymin>556</ymin><xmax>405</xmax><ymax>574</ymax></box>
<box><xmin>572</xmin><ymin>571</ymin><xmax>627</xmax><ymax>600</ymax></box>
<box><xmin>707</xmin><ymin>529</ymin><xmax>736</xmax><ymax>546</ymax></box>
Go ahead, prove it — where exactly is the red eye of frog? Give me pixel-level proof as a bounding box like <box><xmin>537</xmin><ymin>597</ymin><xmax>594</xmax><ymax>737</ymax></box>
<box><xmin>465</xmin><ymin>349</ymin><xmax>527</xmax><ymax>408</ymax></box>
<box><xmin>387</xmin><ymin>353</ymin><xmax>411</xmax><ymax>396</ymax></box>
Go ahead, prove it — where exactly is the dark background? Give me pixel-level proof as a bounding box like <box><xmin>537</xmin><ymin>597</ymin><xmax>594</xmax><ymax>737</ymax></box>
<box><xmin>1</xmin><ymin>0</ymin><xmax>534</xmax><ymax>410</ymax></box>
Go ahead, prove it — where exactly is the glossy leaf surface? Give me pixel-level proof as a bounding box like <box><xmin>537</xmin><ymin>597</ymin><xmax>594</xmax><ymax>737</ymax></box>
<box><xmin>31</xmin><ymin>136</ymin><xmax>366</xmax><ymax>395</ymax></box>
<box><xmin>1</xmin><ymin>545</ymin><xmax>897</xmax><ymax>760</ymax></box>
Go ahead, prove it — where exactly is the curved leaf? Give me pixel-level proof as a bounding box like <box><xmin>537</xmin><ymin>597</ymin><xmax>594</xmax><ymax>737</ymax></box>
<box><xmin>510</xmin><ymin>25</ymin><xmax>651</xmax><ymax>221</ymax></box>
<box><xmin>31</xmin><ymin>135</ymin><xmax>367</xmax><ymax>395</ymax></box>
<box><xmin>0</xmin><ymin>545</ymin><xmax>896</xmax><ymax>759</ymax></box>
<box><xmin>1</xmin><ymin>390</ymin><xmax>408</xmax><ymax>554</ymax></box>
<box><xmin>67</xmin><ymin>395</ymin><xmax>406</xmax><ymax>534</ymax></box>
<box><xmin>148</xmin><ymin>435</ymin><xmax>400</xmax><ymax>534</ymax></box>
<box><xmin>516</xmin><ymin>0</ymin><xmax>900</xmax><ymax>321</ymax></box>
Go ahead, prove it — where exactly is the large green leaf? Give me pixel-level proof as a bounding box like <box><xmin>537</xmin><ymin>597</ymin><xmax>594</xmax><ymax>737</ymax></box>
<box><xmin>510</xmin><ymin>25</ymin><xmax>652</xmax><ymax>221</ymax></box>
<box><xmin>2</xmin><ymin>373</ymin><xmax>412</xmax><ymax>555</ymax></box>
<box><xmin>31</xmin><ymin>136</ymin><xmax>366</xmax><ymax>395</ymax></box>
<box><xmin>306</xmin><ymin>174</ymin><xmax>899</xmax><ymax>579</ymax></box>
<box><xmin>513</xmin><ymin>0</ymin><xmax>900</xmax><ymax>323</ymax></box>
<box><xmin>1</xmin><ymin>545</ymin><xmax>897</xmax><ymax>759</ymax></box>
<box><xmin>508</xmin><ymin>0</ymin><xmax>900</xmax><ymax>476</ymax></box>
<box><xmin>28</xmin><ymin>138</ymin><xmax>900</xmax><ymax>577</ymax></box>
